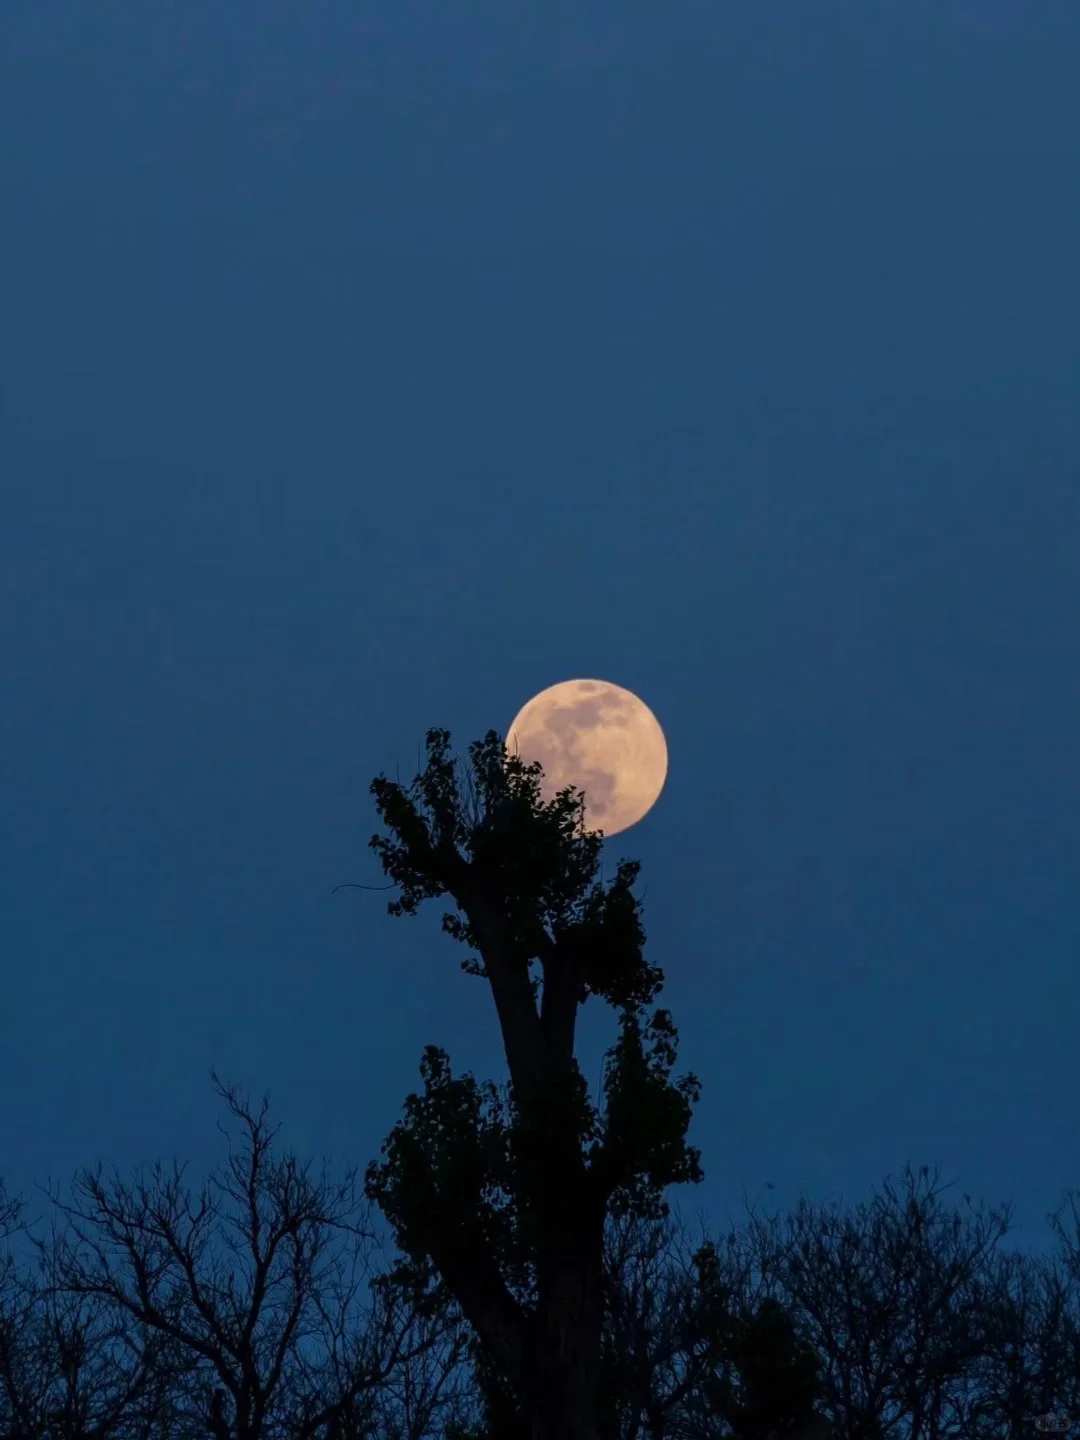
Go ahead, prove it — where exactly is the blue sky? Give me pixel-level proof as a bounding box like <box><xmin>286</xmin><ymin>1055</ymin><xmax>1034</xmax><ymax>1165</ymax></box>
<box><xmin>2</xmin><ymin>0</ymin><xmax>1078</xmax><ymax>1262</ymax></box>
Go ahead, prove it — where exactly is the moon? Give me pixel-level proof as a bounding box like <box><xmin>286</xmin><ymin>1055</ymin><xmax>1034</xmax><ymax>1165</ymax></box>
<box><xmin>505</xmin><ymin>679</ymin><xmax>668</xmax><ymax>836</ymax></box>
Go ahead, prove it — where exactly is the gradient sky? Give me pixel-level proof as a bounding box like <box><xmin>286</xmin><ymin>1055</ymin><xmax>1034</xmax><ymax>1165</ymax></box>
<box><xmin>2</xmin><ymin>1</ymin><xmax>1079</xmax><ymax>1264</ymax></box>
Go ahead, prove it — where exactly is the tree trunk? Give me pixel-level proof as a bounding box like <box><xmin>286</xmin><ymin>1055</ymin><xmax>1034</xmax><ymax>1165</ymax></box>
<box><xmin>527</xmin><ymin>1217</ymin><xmax>605</xmax><ymax>1440</ymax></box>
<box><xmin>528</xmin><ymin>1323</ymin><xmax>601</xmax><ymax>1440</ymax></box>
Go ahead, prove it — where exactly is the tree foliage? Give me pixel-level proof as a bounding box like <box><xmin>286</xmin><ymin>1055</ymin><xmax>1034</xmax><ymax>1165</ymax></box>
<box><xmin>362</xmin><ymin>729</ymin><xmax>707</xmax><ymax>1439</ymax></box>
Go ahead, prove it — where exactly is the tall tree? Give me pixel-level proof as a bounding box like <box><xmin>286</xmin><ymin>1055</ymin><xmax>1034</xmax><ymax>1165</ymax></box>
<box><xmin>361</xmin><ymin>728</ymin><xmax>706</xmax><ymax>1440</ymax></box>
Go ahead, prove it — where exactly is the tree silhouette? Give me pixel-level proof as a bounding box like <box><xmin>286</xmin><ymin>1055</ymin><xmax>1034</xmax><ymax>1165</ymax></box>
<box><xmin>726</xmin><ymin>1162</ymin><xmax>1078</xmax><ymax>1440</ymax></box>
<box><xmin>5</xmin><ymin>1059</ymin><xmax>1080</xmax><ymax>1437</ymax></box>
<box><xmin>361</xmin><ymin>728</ymin><xmax>706</xmax><ymax>1439</ymax></box>
<box><xmin>6</xmin><ymin>1076</ymin><xmax>470</xmax><ymax>1440</ymax></box>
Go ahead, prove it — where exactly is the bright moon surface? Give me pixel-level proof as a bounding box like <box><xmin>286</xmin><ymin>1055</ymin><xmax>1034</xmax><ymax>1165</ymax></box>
<box><xmin>505</xmin><ymin>679</ymin><xmax>668</xmax><ymax>836</ymax></box>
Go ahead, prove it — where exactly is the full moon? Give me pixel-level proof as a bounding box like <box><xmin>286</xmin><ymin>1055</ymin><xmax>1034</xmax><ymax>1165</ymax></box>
<box><xmin>505</xmin><ymin>679</ymin><xmax>668</xmax><ymax>836</ymax></box>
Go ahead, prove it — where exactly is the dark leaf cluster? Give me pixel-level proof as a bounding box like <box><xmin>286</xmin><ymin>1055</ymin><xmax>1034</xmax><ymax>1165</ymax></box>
<box><xmin>368</xmin><ymin>730</ymin><xmax>663</xmax><ymax>1014</ymax></box>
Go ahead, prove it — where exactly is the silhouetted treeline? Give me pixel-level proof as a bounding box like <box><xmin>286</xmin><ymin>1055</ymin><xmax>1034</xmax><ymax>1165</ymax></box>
<box><xmin>5</xmin><ymin>1088</ymin><xmax>1080</xmax><ymax>1440</ymax></box>
<box><xmin>6</xmin><ymin>730</ymin><xmax>1077</xmax><ymax>1439</ymax></box>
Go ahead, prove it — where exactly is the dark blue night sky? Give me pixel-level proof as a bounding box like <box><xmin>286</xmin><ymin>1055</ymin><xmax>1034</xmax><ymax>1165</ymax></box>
<box><xmin>2</xmin><ymin>1</ymin><xmax>1078</xmax><ymax>1259</ymax></box>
